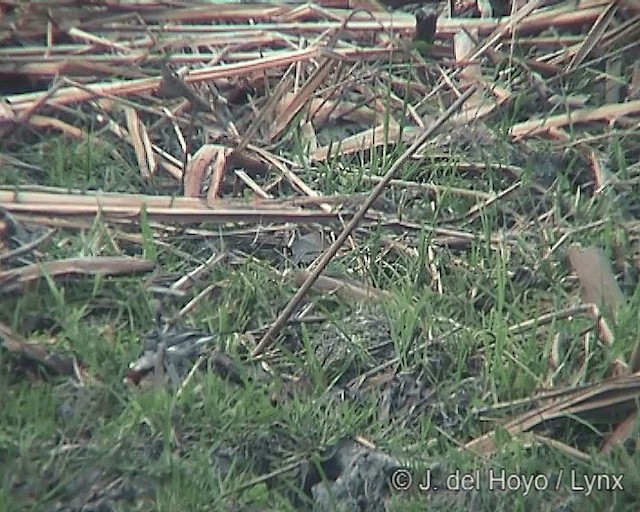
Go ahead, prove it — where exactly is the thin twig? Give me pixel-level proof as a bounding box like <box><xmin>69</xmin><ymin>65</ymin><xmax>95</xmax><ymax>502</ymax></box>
<box><xmin>0</xmin><ymin>228</ymin><xmax>55</xmax><ymax>264</ymax></box>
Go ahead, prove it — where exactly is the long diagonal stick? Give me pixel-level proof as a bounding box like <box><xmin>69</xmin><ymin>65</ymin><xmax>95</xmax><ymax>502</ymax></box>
<box><xmin>252</xmin><ymin>85</ymin><xmax>478</xmax><ymax>356</ymax></box>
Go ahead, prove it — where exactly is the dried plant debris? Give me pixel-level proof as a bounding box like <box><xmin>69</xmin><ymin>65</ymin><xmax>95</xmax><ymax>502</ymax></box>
<box><xmin>0</xmin><ymin>209</ymin><xmax>53</xmax><ymax>266</ymax></box>
<box><xmin>0</xmin><ymin>321</ymin><xmax>75</xmax><ymax>378</ymax></box>
<box><xmin>2</xmin><ymin>0</ymin><xmax>640</xmax><ymax>511</ymax></box>
<box><xmin>568</xmin><ymin>244</ymin><xmax>625</xmax><ymax>322</ymax></box>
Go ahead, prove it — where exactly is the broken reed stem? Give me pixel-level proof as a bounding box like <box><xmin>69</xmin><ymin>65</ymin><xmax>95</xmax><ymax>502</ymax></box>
<box><xmin>252</xmin><ymin>84</ymin><xmax>478</xmax><ymax>357</ymax></box>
